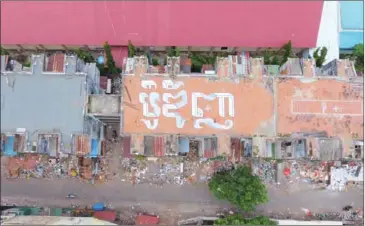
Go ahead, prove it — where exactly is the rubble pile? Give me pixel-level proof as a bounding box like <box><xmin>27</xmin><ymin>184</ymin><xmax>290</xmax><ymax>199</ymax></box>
<box><xmin>5</xmin><ymin>154</ymin><xmax>69</xmax><ymax>179</ymax></box>
<box><xmin>157</xmin><ymin>162</ymin><xmax>184</xmax><ymax>185</ymax></box>
<box><xmin>120</xmin><ymin>158</ymin><xmax>148</xmax><ymax>184</ymax></box>
<box><xmin>328</xmin><ymin>162</ymin><xmax>363</xmax><ymax>191</ymax></box>
<box><xmin>294</xmin><ymin>160</ymin><xmax>330</xmax><ymax>183</ymax></box>
<box><xmin>341</xmin><ymin>205</ymin><xmax>363</xmax><ymax>224</ymax></box>
<box><xmin>252</xmin><ymin>159</ymin><xmax>276</xmax><ymax>183</ymax></box>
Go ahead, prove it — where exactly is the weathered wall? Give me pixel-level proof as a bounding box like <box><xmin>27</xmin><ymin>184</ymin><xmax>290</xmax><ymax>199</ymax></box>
<box><xmin>122</xmin><ymin>76</ymin><xmax>274</xmax><ymax>136</ymax></box>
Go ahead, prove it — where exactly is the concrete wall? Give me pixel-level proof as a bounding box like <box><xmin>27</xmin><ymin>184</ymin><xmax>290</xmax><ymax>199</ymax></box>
<box><xmin>313</xmin><ymin>1</ymin><xmax>340</xmax><ymax>63</ymax></box>
<box><xmin>122</xmin><ymin>58</ymin><xmax>363</xmax><ymax>157</ymax></box>
<box><xmin>0</xmin><ymin>54</ymin><xmax>103</xmax><ymax>153</ymax></box>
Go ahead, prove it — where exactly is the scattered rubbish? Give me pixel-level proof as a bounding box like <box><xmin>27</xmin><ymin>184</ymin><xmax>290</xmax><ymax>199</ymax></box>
<box><xmin>252</xmin><ymin>158</ymin><xmax>276</xmax><ymax>183</ymax></box>
<box><xmin>66</xmin><ymin>193</ymin><xmax>77</xmax><ymax>199</ymax></box>
<box><xmin>343</xmin><ymin>205</ymin><xmax>353</xmax><ymax>211</ymax></box>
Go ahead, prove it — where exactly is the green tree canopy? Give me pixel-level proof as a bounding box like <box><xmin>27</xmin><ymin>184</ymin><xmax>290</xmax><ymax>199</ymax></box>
<box><xmin>214</xmin><ymin>215</ymin><xmax>277</xmax><ymax>225</ymax></box>
<box><xmin>353</xmin><ymin>43</ymin><xmax>364</xmax><ymax>73</ymax></box>
<box><xmin>208</xmin><ymin>166</ymin><xmax>268</xmax><ymax>212</ymax></box>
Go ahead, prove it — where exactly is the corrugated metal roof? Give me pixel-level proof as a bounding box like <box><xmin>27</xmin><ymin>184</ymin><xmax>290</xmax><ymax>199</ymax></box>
<box><xmin>1</xmin><ymin>2</ymin><xmax>323</xmax><ymax>48</ymax></box>
<box><xmin>135</xmin><ymin>214</ymin><xmax>159</xmax><ymax>225</ymax></box>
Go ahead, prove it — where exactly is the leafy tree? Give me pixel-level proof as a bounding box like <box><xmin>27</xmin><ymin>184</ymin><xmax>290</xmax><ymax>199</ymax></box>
<box><xmin>214</xmin><ymin>215</ymin><xmax>277</xmax><ymax>225</ymax></box>
<box><xmin>0</xmin><ymin>46</ymin><xmax>9</xmax><ymax>55</ymax></box>
<box><xmin>103</xmin><ymin>41</ymin><xmax>121</xmax><ymax>74</ymax></box>
<box><xmin>280</xmin><ymin>40</ymin><xmax>294</xmax><ymax>66</ymax></box>
<box><xmin>128</xmin><ymin>40</ymin><xmax>136</xmax><ymax>57</ymax></box>
<box><xmin>352</xmin><ymin>43</ymin><xmax>364</xmax><ymax>73</ymax></box>
<box><xmin>167</xmin><ymin>46</ymin><xmax>180</xmax><ymax>57</ymax></box>
<box><xmin>313</xmin><ymin>47</ymin><xmax>328</xmax><ymax>67</ymax></box>
<box><xmin>259</xmin><ymin>40</ymin><xmax>295</xmax><ymax>66</ymax></box>
<box><xmin>191</xmin><ymin>53</ymin><xmax>217</xmax><ymax>72</ymax></box>
<box><xmin>75</xmin><ymin>48</ymin><xmax>95</xmax><ymax>63</ymax></box>
<box><xmin>208</xmin><ymin>166</ymin><xmax>268</xmax><ymax>212</ymax></box>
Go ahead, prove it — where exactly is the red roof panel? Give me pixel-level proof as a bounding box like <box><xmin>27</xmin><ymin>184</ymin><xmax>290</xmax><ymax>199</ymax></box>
<box><xmin>93</xmin><ymin>211</ymin><xmax>117</xmax><ymax>222</ymax></box>
<box><xmin>135</xmin><ymin>215</ymin><xmax>159</xmax><ymax>225</ymax></box>
<box><xmin>1</xmin><ymin>1</ymin><xmax>323</xmax><ymax>48</ymax></box>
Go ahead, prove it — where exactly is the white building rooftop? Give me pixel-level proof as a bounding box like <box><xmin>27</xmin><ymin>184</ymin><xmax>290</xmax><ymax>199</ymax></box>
<box><xmin>1</xmin><ymin>215</ymin><xmax>117</xmax><ymax>225</ymax></box>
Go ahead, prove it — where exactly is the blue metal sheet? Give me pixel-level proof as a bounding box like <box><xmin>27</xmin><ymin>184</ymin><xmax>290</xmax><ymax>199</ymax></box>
<box><xmin>4</xmin><ymin>136</ymin><xmax>17</xmax><ymax>156</ymax></box>
<box><xmin>340</xmin><ymin>1</ymin><xmax>364</xmax><ymax>30</ymax></box>
<box><xmin>89</xmin><ymin>139</ymin><xmax>99</xmax><ymax>158</ymax></box>
<box><xmin>340</xmin><ymin>31</ymin><xmax>364</xmax><ymax>50</ymax></box>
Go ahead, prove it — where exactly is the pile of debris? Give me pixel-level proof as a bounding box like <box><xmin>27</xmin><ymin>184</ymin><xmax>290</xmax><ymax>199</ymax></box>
<box><xmin>120</xmin><ymin>158</ymin><xmax>148</xmax><ymax>184</ymax></box>
<box><xmin>6</xmin><ymin>154</ymin><xmax>69</xmax><ymax>179</ymax></box>
<box><xmin>341</xmin><ymin>205</ymin><xmax>363</xmax><ymax>224</ymax></box>
<box><xmin>294</xmin><ymin>160</ymin><xmax>331</xmax><ymax>184</ymax></box>
<box><xmin>252</xmin><ymin>158</ymin><xmax>276</xmax><ymax>183</ymax></box>
<box><xmin>327</xmin><ymin>162</ymin><xmax>363</xmax><ymax>191</ymax></box>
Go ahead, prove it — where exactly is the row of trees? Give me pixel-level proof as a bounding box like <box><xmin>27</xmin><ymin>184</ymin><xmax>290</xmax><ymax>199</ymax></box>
<box><xmin>208</xmin><ymin>166</ymin><xmax>277</xmax><ymax>225</ymax></box>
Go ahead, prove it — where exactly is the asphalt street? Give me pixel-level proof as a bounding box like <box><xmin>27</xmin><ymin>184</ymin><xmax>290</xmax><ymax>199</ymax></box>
<box><xmin>1</xmin><ymin>178</ymin><xmax>363</xmax><ymax>217</ymax></box>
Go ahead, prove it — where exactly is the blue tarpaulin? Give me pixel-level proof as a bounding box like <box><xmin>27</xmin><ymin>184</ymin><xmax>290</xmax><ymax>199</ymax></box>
<box><xmin>89</xmin><ymin>139</ymin><xmax>99</xmax><ymax>158</ymax></box>
<box><xmin>4</xmin><ymin>136</ymin><xmax>17</xmax><ymax>156</ymax></box>
<box><xmin>93</xmin><ymin>202</ymin><xmax>105</xmax><ymax>211</ymax></box>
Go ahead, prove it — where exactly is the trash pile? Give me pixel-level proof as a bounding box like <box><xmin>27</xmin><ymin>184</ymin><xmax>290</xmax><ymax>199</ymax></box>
<box><xmin>118</xmin><ymin>156</ymin><xmax>236</xmax><ymax>185</ymax></box>
<box><xmin>295</xmin><ymin>160</ymin><xmax>331</xmax><ymax>184</ymax></box>
<box><xmin>327</xmin><ymin>162</ymin><xmax>363</xmax><ymax>191</ymax></box>
<box><xmin>6</xmin><ymin>154</ymin><xmax>69</xmax><ymax>179</ymax></box>
<box><xmin>252</xmin><ymin>159</ymin><xmax>276</xmax><ymax>183</ymax></box>
<box><xmin>121</xmin><ymin>157</ymin><xmax>186</xmax><ymax>185</ymax></box>
<box><xmin>120</xmin><ymin>158</ymin><xmax>148</xmax><ymax>184</ymax></box>
<box><xmin>158</xmin><ymin>162</ymin><xmax>185</xmax><ymax>185</ymax></box>
<box><xmin>341</xmin><ymin>205</ymin><xmax>363</xmax><ymax>224</ymax></box>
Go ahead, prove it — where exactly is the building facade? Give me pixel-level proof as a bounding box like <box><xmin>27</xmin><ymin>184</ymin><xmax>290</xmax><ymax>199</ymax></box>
<box><xmin>121</xmin><ymin>56</ymin><xmax>363</xmax><ymax>160</ymax></box>
<box><xmin>0</xmin><ymin>54</ymin><xmax>104</xmax><ymax>157</ymax></box>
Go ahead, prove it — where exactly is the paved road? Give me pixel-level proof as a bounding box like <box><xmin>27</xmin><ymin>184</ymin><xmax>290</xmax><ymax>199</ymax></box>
<box><xmin>1</xmin><ymin>178</ymin><xmax>363</xmax><ymax>217</ymax></box>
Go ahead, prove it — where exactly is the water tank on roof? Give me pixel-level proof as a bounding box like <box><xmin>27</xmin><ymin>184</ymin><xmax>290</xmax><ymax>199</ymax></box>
<box><xmin>97</xmin><ymin>56</ymin><xmax>104</xmax><ymax>64</ymax></box>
